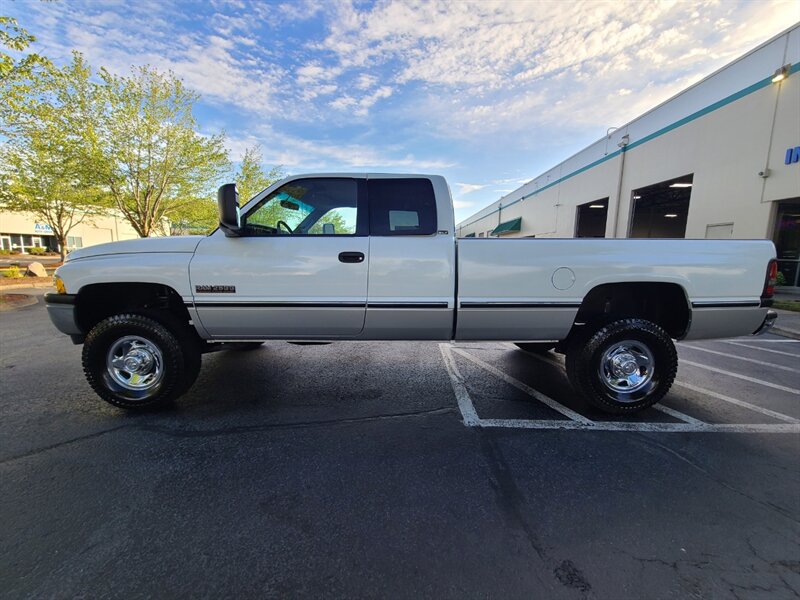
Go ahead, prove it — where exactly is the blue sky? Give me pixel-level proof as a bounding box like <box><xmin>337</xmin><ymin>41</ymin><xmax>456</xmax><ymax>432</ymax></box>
<box><xmin>10</xmin><ymin>0</ymin><xmax>800</xmax><ymax>221</ymax></box>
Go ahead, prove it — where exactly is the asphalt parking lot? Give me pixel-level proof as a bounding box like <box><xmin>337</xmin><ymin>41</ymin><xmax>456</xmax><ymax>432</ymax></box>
<box><xmin>2</xmin><ymin>291</ymin><xmax>799</xmax><ymax>599</ymax></box>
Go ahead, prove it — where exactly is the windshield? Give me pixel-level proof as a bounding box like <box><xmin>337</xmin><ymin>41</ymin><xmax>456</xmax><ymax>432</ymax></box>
<box><xmin>243</xmin><ymin>178</ymin><xmax>358</xmax><ymax>236</ymax></box>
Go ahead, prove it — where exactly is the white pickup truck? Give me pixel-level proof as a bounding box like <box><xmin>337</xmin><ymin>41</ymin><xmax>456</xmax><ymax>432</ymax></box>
<box><xmin>46</xmin><ymin>174</ymin><xmax>778</xmax><ymax>414</ymax></box>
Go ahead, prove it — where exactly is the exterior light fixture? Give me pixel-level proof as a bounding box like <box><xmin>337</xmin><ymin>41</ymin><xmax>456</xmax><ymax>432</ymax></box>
<box><xmin>669</xmin><ymin>182</ymin><xmax>692</xmax><ymax>188</ymax></box>
<box><xmin>633</xmin><ymin>195</ymin><xmax>641</xmax><ymax>199</ymax></box>
<box><xmin>664</xmin><ymin>213</ymin><xmax>678</xmax><ymax>218</ymax></box>
<box><xmin>772</xmin><ymin>65</ymin><xmax>790</xmax><ymax>83</ymax></box>
<box><xmin>589</xmin><ymin>204</ymin><xmax>605</xmax><ymax>209</ymax></box>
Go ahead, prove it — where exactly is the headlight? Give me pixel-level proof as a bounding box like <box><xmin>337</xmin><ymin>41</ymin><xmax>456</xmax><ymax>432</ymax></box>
<box><xmin>54</xmin><ymin>275</ymin><xmax>67</xmax><ymax>294</ymax></box>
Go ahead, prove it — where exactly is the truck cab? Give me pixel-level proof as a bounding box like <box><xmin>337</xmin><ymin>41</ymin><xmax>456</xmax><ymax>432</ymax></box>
<box><xmin>190</xmin><ymin>174</ymin><xmax>455</xmax><ymax>341</ymax></box>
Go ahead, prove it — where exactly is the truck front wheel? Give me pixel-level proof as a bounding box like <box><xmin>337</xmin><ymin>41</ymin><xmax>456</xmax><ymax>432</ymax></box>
<box><xmin>82</xmin><ymin>314</ymin><xmax>199</xmax><ymax>409</ymax></box>
<box><xmin>565</xmin><ymin>318</ymin><xmax>677</xmax><ymax>415</ymax></box>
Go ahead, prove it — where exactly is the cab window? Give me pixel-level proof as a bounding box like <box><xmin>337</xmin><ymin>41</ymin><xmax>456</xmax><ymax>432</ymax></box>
<box><xmin>243</xmin><ymin>178</ymin><xmax>360</xmax><ymax>236</ymax></box>
<box><xmin>368</xmin><ymin>178</ymin><xmax>437</xmax><ymax>235</ymax></box>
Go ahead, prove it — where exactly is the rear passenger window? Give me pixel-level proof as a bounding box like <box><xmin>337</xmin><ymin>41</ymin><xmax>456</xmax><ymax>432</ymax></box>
<box><xmin>368</xmin><ymin>178</ymin><xmax>437</xmax><ymax>235</ymax></box>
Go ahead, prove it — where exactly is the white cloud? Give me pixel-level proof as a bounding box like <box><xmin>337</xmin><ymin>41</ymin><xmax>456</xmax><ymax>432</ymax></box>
<box><xmin>226</xmin><ymin>127</ymin><xmax>455</xmax><ymax>171</ymax></box>
<box><xmin>329</xmin><ymin>85</ymin><xmax>393</xmax><ymax>118</ymax></box>
<box><xmin>15</xmin><ymin>0</ymin><xmax>800</xmax><ymax>159</ymax></box>
<box><xmin>455</xmin><ymin>183</ymin><xmax>486</xmax><ymax>195</ymax></box>
<box><xmin>310</xmin><ymin>0</ymin><xmax>800</xmax><ymax>135</ymax></box>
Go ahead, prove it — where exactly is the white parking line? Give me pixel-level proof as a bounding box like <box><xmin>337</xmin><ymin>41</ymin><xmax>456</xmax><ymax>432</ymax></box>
<box><xmin>478</xmin><ymin>419</ymin><xmax>800</xmax><ymax>433</ymax></box>
<box><xmin>680</xmin><ymin>359</ymin><xmax>800</xmax><ymax>395</ymax></box>
<box><xmin>679</xmin><ymin>344</ymin><xmax>800</xmax><ymax>374</ymax></box>
<box><xmin>727</xmin><ymin>339</ymin><xmax>800</xmax><ymax>343</ymax></box>
<box><xmin>517</xmin><ymin>348</ymin><xmax>703</xmax><ymax>425</ymax></box>
<box><xmin>440</xmin><ymin>343</ymin><xmax>800</xmax><ymax>433</ymax></box>
<box><xmin>654</xmin><ymin>405</ymin><xmax>706</xmax><ymax>425</ymax></box>
<box><xmin>723</xmin><ymin>341</ymin><xmax>800</xmax><ymax>358</ymax></box>
<box><xmin>450</xmin><ymin>346</ymin><xmax>593</xmax><ymax>424</ymax></box>
<box><xmin>438</xmin><ymin>344</ymin><xmax>480</xmax><ymax>427</ymax></box>
<box><xmin>673</xmin><ymin>381</ymin><xmax>800</xmax><ymax>424</ymax></box>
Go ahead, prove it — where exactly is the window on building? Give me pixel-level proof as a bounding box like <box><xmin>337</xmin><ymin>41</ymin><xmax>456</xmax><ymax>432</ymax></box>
<box><xmin>67</xmin><ymin>236</ymin><xmax>83</xmax><ymax>249</ymax></box>
<box><xmin>575</xmin><ymin>198</ymin><xmax>609</xmax><ymax>238</ymax></box>
<box><xmin>629</xmin><ymin>175</ymin><xmax>692</xmax><ymax>238</ymax></box>
<box><xmin>368</xmin><ymin>178</ymin><xmax>437</xmax><ymax>235</ymax></box>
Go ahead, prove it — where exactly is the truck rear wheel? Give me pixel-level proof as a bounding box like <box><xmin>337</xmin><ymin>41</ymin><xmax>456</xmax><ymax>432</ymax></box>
<box><xmin>565</xmin><ymin>318</ymin><xmax>677</xmax><ymax>415</ymax></box>
<box><xmin>82</xmin><ymin>314</ymin><xmax>199</xmax><ymax>409</ymax></box>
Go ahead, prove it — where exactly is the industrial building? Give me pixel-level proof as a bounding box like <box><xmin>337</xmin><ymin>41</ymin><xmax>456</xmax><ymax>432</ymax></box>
<box><xmin>457</xmin><ymin>24</ymin><xmax>800</xmax><ymax>289</ymax></box>
<box><xmin>0</xmin><ymin>210</ymin><xmax>143</xmax><ymax>254</ymax></box>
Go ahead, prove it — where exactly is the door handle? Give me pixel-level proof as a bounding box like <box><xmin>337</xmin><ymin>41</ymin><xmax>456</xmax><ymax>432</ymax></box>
<box><xmin>338</xmin><ymin>252</ymin><xmax>365</xmax><ymax>263</ymax></box>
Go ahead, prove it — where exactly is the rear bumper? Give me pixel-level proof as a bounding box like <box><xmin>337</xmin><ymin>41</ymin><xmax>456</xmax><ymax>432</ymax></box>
<box><xmin>753</xmin><ymin>310</ymin><xmax>778</xmax><ymax>336</ymax></box>
<box><xmin>44</xmin><ymin>293</ymin><xmax>82</xmax><ymax>336</ymax></box>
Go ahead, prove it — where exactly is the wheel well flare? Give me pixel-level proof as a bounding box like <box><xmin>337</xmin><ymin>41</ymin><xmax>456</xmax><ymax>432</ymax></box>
<box><xmin>574</xmin><ymin>282</ymin><xmax>690</xmax><ymax>339</ymax></box>
<box><xmin>75</xmin><ymin>283</ymin><xmax>190</xmax><ymax>333</ymax></box>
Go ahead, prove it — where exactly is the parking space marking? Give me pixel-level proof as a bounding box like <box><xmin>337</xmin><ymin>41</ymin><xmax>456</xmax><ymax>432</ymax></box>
<box><xmin>654</xmin><ymin>404</ymin><xmax>706</xmax><ymax>425</ymax></box>
<box><xmin>516</xmin><ymin>347</ymin><xmax>704</xmax><ymax>424</ymax></box>
<box><xmin>678</xmin><ymin>343</ymin><xmax>800</xmax><ymax>373</ymax></box>
<box><xmin>723</xmin><ymin>341</ymin><xmax>800</xmax><ymax>358</ymax></box>
<box><xmin>441</xmin><ymin>344</ymin><xmax>800</xmax><ymax>433</ymax></box>
<box><xmin>450</xmin><ymin>346</ymin><xmax>593</xmax><ymax>424</ymax></box>
<box><xmin>438</xmin><ymin>344</ymin><xmax>480</xmax><ymax>426</ymax></box>
<box><xmin>726</xmin><ymin>339</ymin><xmax>800</xmax><ymax>343</ymax></box>
<box><xmin>680</xmin><ymin>359</ymin><xmax>800</xmax><ymax>395</ymax></box>
<box><xmin>478</xmin><ymin>419</ymin><xmax>800</xmax><ymax>433</ymax></box>
<box><xmin>673</xmin><ymin>381</ymin><xmax>800</xmax><ymax>423</ymax></box>
<box><xmin>517</xmin><ymin>345</ymin><xmax>800</xmax><ymax>425</ymax></box>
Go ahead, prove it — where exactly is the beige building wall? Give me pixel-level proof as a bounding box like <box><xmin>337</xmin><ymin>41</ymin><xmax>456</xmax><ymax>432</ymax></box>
<box><xmin>0</xmin><ymin>209</ymin><xmax>146</xmax><ymax>253</ymax></box>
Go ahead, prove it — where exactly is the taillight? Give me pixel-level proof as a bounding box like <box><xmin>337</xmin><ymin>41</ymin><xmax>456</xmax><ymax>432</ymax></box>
<box><xmin>762</xmin><ymin>259</ymin><xmax>778</xmax><ymax>300</ymax></box>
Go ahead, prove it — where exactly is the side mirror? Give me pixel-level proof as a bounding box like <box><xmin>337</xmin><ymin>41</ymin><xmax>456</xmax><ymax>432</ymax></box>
<box><xmin>217</xmin><ymin>183</ymin><xmax>241</xmax><ymax>237</ymax></box>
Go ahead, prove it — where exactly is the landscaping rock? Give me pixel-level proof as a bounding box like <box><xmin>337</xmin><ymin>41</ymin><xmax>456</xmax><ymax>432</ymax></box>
<box><xmin>25</xmin><ymin>262</ymin><xmax>47</xmax><ymax>278</ymax></box>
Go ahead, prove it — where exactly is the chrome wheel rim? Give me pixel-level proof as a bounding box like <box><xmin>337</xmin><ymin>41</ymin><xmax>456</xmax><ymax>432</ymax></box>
<box><xmin>106</xmin><ymin>335</ymin><xmax>164</xmax><ymax>393</ymax></box>
<box><xmin>598</xmin><ymin>339</ymin><xmax>655</xmax><ymax>398</ymax></box>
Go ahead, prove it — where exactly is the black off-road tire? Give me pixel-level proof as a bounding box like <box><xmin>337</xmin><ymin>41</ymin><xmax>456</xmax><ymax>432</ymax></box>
<box><xmin>565</xmin><ymin>318</ymin><xmax>677</xmax><ymax>415</ymax></box>
<box><xmin>82</xmin><ymin>314</ymin><xmax>199</xmax><ymax>409</ymax></box>
<box><xmin>515</xmin><ymin>342</ymin><xmax>556</xmax><ymax>354</ymax></box>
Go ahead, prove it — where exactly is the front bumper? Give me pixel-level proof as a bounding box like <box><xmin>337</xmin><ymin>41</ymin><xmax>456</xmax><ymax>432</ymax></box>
<box><xmin>753</xmin><ymin>310</ymin><xmax>778</xmax><ymax>336</ymax></box>
<box><xmin>44</xmin><ymin>293</ymin><xmax>82</xmax><ymax>336</ymax></box>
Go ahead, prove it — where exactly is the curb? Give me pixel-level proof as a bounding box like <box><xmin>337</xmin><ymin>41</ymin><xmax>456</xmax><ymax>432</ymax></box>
<box><xmin>771</xmin><ymin>326</ymin><xmax>800</xmax><ymax>341</ymax></box>
<box><xmin>0</xmin><ymin>280</ymin><xmax>54</xmax><ymax>291</ymax></box>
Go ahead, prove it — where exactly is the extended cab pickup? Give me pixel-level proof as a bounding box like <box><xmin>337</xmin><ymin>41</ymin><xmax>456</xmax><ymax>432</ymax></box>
<box><xmin>46</xmin><ymin>174</ymin><xmax>779</xmax><ymax>414</ymax></box>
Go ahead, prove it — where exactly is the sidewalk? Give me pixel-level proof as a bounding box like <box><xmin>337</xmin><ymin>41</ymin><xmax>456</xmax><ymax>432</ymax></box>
<box><xmin>772</xmin><ymin>289</ymin><xmax>800</xmax><ymax>340</ymax></box>
<box><xmin>773</xmin><ymin>309</ymin><xmax>800</xmax><ymax>340</ymax></box>
<box><xmin>0</xmin><ymin>279</ymin><xmax>54</xmax><ymax>291</ymax></box>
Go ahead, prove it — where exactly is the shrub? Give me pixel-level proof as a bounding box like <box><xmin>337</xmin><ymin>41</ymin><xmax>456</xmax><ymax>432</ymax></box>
<box><xmin>0</xmin><ymin>249</ymin><xmax>10</xmax><ymax>256</ymax></box>
<box><xmin>10</xmin><ymin>249</ymin><xmax>21</xmax><ymax>255</ymax></box>
<box><xmin>776</xmin><ymin>271</ymin><xmax>787</xmax><ymax>287</ymax></box>
<box><xmin>28</xmin><ymin>247</ymin><xmax>47</xmax><ymax>255</ymax></box>
<box><xmin>3</xmin><ymin>266</ymin><xmax>22</xmax><ymax>279</ymax></box>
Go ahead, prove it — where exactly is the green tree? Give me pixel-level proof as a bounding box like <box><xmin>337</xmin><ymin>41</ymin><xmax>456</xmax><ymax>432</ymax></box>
<box><xmin>1</xmin><ymin>54</ymin><xmax>107</xmax><ymax>261</ymax></box>
<box><xmin>0</xmin><ymin>16</ymin><xmax>52</xmax><ymax>135</ymax></box>
<box><xmin>97</xmin><ymin>65</ymin><xmax>230</xmax><ymax>237</ymax></box>
<box><xmin>169</xmin><ymin>197</ymin><xmax>218</xmax><ymax>235</ymax></box>
<box><xmin>235</xmin><ymin>145</ymin><xmax>283</xmax><ymax>204</ymax></box>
